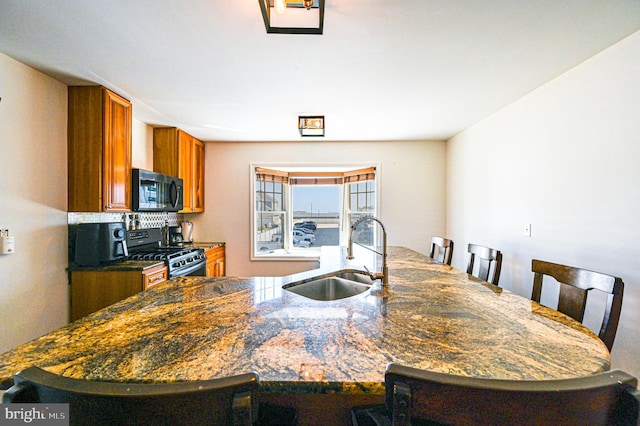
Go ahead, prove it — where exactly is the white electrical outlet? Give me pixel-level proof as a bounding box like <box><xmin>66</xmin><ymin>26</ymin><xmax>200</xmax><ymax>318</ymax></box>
<box><xmin>523</xmin><ymin>223</ymin><xmax>531</xmax><ymax>237</ymax></box>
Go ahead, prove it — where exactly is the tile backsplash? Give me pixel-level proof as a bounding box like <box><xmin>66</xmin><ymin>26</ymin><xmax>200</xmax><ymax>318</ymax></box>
<box><xmin>68</xmin><ymin>212</ymin><xmax>183</xmax><ymax>229</ymax></box>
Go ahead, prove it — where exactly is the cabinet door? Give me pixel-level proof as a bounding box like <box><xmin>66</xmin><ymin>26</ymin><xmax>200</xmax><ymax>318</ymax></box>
<box><xmin>71</xmin><ymin>270</ymin><xmax>142</xmax><ymax>321</ymax></box>
<box><xmin>214</xmin><ymin>257</ymin><xmax>225</xmax><ymax>277</ymax></box>
<box><xmin>153</xmin><ymin>127</ymin><xmax>179</xmax><ymax>177</ymax></box>
<box><xmin>192</xmin><ymin>138</ymin><xmax>205</xmax><ymax>212</ymax></box>
<box><xmin>103</xmin><ymin>90</ymin><xmax>132</xmax><ymax>211</ymax></box>
<box><xmin>178</xmin><ymin>130</ymin><xmax>194</xmax><ymax>212</ymax></box>
<box><xmin>68</xmin><ymin>86</ymin><xmax>132</xmax><ymax>212</ymax></box>
<box><xmin>205</xmin><ymin>246</ymin><xmax>225</xmax><ymax>277</ymax></box>
<box><xmin>143</xmin><ymin>265</ymin><xmax>168</xmax><ymax>289</ymax></box>
<box><xmin>153</xmin><ymin>127</ymin><xmax>205</xmax><ymax>213</ymax></box>
<box><xmin>206</xmin><ymin>260</ymin><xmax>216</xmax><ymax>277</ymax></box>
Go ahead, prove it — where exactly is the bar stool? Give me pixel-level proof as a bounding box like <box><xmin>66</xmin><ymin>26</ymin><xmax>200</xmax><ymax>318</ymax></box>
<box><xmin>429</xmin><ymin>236</ymin><xmax>454</xmax><ymax>265</ymax></box>
<box><xmin>3</xmin><ymin>366</ymin><xmax>259</xmax><ymax>425</ymax></box>
<box><xmin>352</xmin><ymin>363</ymin><xmax>640</xmax><ymax>425</ymax></box>
<box><xmin>466</xmin><ymin>243</ymin><xmax>503</xmax><ymax>286</ymax></box>
<box><xmin>531</xmin><ymin>259</ymin><xmax>624</xmax><ymax>351</ymax></box>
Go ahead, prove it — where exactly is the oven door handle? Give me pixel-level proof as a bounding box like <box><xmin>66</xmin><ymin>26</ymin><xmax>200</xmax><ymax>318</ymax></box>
<box><xmin>171</xmin><ymin>258</ymin><xmax>206</xmax><ymax>278</ymax></box>
<box><xmin>170</xmin><ymin>181</ymin><xmax>180</xmax><ymax>209</ymax></box>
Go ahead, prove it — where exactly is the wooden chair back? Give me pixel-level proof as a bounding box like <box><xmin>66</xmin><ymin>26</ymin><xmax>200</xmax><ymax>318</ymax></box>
<box><xmin>2</xmin><ymin>367</ymin><xmax>259</xmax><ymax>426</ymax></box>
<box><xmin>383</xmin><ymin>363</ymin><xmax>640</xmax><ymax>426</ymax></box>
<box><xmin>531</xmin><ymin>259</ymin><xmax>624</xmax><ymax>351</ymax></box>
<box><xmin>466</xmin><ymin>243</ymin><xmax>503</xmax><ymax>285</ymax></box>
<box><xmin>429</xmin><ymin>236</ymin><xmax>454</xmax><ymax>265</ymax></box>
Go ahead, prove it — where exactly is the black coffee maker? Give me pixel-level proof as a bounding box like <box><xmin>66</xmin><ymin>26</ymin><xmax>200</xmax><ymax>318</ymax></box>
<box><xmin>169</xmin><ymin>226</ymin><xmax>184</xmax><ymax>247</ymax></box>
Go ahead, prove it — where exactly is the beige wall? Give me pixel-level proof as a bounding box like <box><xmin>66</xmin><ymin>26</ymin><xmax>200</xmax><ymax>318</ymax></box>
<box><xmin>0</xmin><ymin>54</ymin><xmax>153</xmax><ymax>354</ymax></box>
<box><xmin>131</xmin><ymin>117</ymin><xmax>154</xmax><ymax>171</ymax></box>
<box><xmin>0</xmin><ymin>52</ymin><xmax>69</xmax><ymax>353</ymax></box>
<box><xmin>447</xmin><ymin>31</ymin><xmax>640</xmax><ymax>377</ymax></box>
<box><xmin>194</xmin><ymin>140</ymin><xmax>446</xmax><ymax>277</ymax></box>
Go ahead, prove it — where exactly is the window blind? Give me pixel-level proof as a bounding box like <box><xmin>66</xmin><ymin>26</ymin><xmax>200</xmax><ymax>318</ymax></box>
<box><xmin>256</xmin><ymin>167</ymin><xmax>376</xmax><ymax>185</ymax></box>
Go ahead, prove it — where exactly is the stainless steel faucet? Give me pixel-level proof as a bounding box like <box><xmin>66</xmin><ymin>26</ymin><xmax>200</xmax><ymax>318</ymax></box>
<box><xmin>347</xmin><ymin>216</ymin><xmax>388</xmax><ymax>287</ymax></box>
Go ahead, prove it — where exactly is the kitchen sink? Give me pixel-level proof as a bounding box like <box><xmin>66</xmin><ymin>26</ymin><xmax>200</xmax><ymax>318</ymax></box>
<box><xmin>283</xmin><ymin>271</ymin><xmax>375</xmax><ymax>301</ymax></box>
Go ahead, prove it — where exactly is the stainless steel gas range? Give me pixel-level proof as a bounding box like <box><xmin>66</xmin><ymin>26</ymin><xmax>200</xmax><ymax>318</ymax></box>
<box><xmin>126</xmin><ymin>228</ymin><xmax>206</xmax><ymax>278</ymax></box>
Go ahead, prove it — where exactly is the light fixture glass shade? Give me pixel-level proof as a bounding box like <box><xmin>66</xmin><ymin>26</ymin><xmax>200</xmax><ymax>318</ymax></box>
<box><xmin>259</xmin><ymin>0</ymin><xmax>325</xmax><ymax>35</ymax></box>
<box><xmin>298</xmin><ymin>116</ymin><xmax>324</xmax><ymax>137</ymax></box>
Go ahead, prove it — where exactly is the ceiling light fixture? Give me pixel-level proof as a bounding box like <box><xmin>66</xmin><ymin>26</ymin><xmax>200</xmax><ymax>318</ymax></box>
<box><xmin>259</xmin><ymin>0</ymin><xmax>325</xmax><ymax>35</ymax></box>
<box><xmin>298</xmin><ymin>115</ymin><xmax>324</xmax><ymax>137</ymax></box>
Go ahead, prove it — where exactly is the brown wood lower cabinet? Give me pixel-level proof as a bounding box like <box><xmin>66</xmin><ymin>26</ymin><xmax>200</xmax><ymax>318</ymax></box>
<box><xmin>205</xmin><ymin>245</ymin><xmax>225</xmax><ymax>277</ymax></box>
<box><xmin>70</xmin><ymin>264</ymin><xmax>167</xmax><ymax>321</ymax></box>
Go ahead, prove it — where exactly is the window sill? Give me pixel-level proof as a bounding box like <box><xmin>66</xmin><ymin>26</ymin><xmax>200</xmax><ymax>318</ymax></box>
<box><xmin>253</xmin><ymin>247</ymin><xmax>322</xmax><ymax>261</ymax></box>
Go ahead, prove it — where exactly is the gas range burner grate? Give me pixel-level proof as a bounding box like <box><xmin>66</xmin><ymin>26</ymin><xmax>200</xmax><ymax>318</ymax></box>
<box><xmin>126</xmin><ymin>227</ymin><xmax>206</xmax><ymax>278</ymax></box>
<box><xmin>129</xmin><ymin>247</ymin><xmax>200</xmax><ymax>261</ymax></box>
<box><xmin>129</xmin><ymin>252</ymin><xmax>167</xmax><ymax>261</ymax></box>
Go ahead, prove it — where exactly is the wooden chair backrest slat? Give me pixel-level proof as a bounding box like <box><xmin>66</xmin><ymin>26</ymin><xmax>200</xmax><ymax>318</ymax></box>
<box><xmin>531</xmin><ymin>259</ymin><xmax>624</xmax><ymax>351</ymax></box>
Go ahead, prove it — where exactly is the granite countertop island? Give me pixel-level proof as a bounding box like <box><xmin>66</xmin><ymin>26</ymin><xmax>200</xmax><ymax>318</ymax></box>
<box><xmin>0</xmin><ymin>246</ymin><xmax>609</xmax><ymax>396</ymax></box>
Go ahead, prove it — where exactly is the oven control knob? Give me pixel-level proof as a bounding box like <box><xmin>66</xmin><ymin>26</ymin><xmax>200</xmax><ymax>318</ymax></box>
<box><xmin>114</xmin><ymin>229</ymin><xmax>125</xmax><ymax>239</ymax></box>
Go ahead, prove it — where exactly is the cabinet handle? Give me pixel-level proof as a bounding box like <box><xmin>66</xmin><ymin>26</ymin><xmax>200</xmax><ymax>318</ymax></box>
<box><xmin>147</xmin><ymin>275</ymin><xmax>166</xmax><ymax>288</ymax></box>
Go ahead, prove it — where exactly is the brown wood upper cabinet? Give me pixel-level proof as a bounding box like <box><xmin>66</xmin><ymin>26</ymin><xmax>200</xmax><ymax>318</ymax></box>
<box><xmin>68</xmin><ymin>86</ymin><xmax>132</xmax><ymax>212</ymax></box>
<box><xmin>153</xmin><ymin>127</ymin><xmax>205</xmax><ymax>213</ymax></box>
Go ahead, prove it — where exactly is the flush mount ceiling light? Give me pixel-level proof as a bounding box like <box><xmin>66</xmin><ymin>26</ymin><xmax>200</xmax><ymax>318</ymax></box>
<box><xmin>259</xmin><ymin>0</ymin><xmax>325</xmax><ymax>35</ymax></box>
<box><xmin>298</xmin><ymin>115</ymin><xmax>324</xmax><ymax>137</ymax></box>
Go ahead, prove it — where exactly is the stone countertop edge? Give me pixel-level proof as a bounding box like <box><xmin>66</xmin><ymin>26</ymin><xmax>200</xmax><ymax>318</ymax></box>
<box><xmin>191</xmin><ymin>242</ymin><xmax>225</xmax><ymax>250</ymax></box>
<box><xmin>68</xmin><ymin>259</ymin><xmax>166</xmax><ymax>272</ymax></box>
<box><xmin>0</xmin><ymin>245</ymin><xmax>609</xmax><ymax>395</ymax></box>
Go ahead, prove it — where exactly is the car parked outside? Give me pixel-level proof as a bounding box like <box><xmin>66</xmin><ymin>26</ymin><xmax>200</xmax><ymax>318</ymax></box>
<box><xmin>294</xmin><ymin>221</ymin><xmax>317</xmax><ymax>231</ymax></box>
<box><xmin>293</xmin><ymin>229</ymin><xmax>315</xmax><ymax>243</ymax></box>
<box><xmin>271</xmin><ymin>232</ymin><xmax>312</xmax><ymax>247</ymax></box>
<box><xmin>294</xmin><ymin>226</ymin><xmax>314</xmax><ymax>234</ymax></box>
<box><xmin>293</xmin><ymin>238</ymin><xmax>311</xmax><ymax>248</ymax></box>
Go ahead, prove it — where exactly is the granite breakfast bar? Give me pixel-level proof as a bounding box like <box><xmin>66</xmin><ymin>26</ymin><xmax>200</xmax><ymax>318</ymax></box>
<box><xmin>0</xmin><ymin>246</ymin><xmax>610</xmax><ymax>424</ymax></box>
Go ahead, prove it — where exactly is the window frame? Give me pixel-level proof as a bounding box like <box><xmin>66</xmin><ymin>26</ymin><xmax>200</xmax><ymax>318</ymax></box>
<box><xmin>250</xmin><ymin>163</ymin><xmax>380</xmax><ymax>261</ymax></box>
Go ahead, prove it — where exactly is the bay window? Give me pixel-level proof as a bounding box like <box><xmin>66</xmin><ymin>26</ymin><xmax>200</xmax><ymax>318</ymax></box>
<box><xmin>252</xmin><ymin>165</ymin><xmax>378</xmax><ymax>258</ymax></box>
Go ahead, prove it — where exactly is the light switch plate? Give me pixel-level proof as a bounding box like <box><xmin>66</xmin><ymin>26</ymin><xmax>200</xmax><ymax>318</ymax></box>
<box><xmin>1</xmin><ymin>236</ymin><xmax>15</xmax><ymax>254</ymax></box>
<box><xmin>523</xmin><ymin>223</ymin><xmax>531</xmax><ymax>237</ymax></box>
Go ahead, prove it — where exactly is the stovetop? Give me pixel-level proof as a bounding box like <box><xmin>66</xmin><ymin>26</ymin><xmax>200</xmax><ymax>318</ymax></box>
<box><xmin>128</xmin><ymin>246</ymin><xmax>201</xmax><ymax>261</ymax></box>
<box><xmin>126</xmin><ymin>228</ymin><xmax>206</xmax><ymax>275</ymax></box>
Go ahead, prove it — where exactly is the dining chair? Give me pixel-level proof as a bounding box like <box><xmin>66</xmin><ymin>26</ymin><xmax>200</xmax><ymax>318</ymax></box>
<box><xmin>429</xmin><ymin>236</ymin><xmax>454</xmax><ymax>265</ymax></box>
<box><xmin>2</xmin><ymin>366</ymin><xmax>259</xmax><ymax>426</ymax></box>
<box><xmin>531</xmin><ymin>259</ymin><xmax>624</xmax><ymax>351</ymax></box>
<box><xmin>351</xmin><ymin>363</ymin><xmax>640</xmax><ymax>425</ymax></box>
<box><xmin>466</xmin><ymin>243</ymin><xmax>503</xmax><ymax>286</ymax></box>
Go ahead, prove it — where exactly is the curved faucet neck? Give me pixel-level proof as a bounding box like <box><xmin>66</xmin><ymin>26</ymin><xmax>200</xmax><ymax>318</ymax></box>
<box><xmin>347</xmin><ymin>216</ymin><xmax>388</xmax><ymax>287</ymax></box>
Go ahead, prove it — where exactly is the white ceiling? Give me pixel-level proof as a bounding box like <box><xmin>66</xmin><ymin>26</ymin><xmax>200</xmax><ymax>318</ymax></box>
<box><xmin>1</xmin><ymin>0</ymin><xmax>640</xmax><ymax>142</ymax></box>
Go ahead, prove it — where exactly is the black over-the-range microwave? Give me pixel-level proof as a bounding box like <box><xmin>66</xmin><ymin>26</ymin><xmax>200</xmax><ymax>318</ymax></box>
<box><xmin>132</xmin><ymin>169</ymin><xmax>184</xmax><ymax>212</ymax></box>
